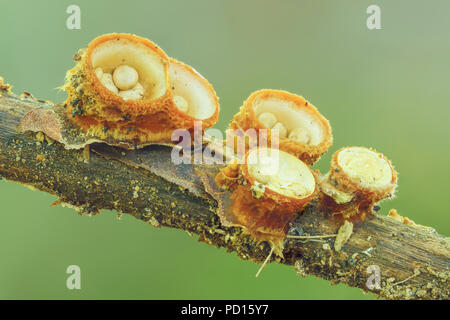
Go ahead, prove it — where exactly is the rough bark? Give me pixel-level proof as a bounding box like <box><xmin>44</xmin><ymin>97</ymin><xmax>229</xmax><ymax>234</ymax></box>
<box><xmin>0</xmin><ymin>83</ymin><xmax>448</xmax><ymax>300</ymax></box>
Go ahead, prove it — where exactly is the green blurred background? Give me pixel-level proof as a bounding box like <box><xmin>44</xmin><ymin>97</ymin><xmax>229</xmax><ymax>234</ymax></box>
<box><xmin>0</xmin><ymin>0</ymin><xmax>449</xmax><ymax>299</ymax></box>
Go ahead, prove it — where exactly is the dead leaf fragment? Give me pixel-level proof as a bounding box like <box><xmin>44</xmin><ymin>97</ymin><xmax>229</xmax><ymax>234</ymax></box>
<box><xmin>334</xmin><ymin>220</ymin><xmax>353</xmax><ymax>251</ymax></box>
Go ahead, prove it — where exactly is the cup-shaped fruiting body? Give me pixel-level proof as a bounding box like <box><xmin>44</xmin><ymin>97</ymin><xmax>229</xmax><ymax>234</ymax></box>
<box><xmin>229</xmin><ymin>89</ymin><xmax>332</xmax><ymax>164</ymax></box>
<box><xmin>64</xmin><ymin>33</ymin><xmax>219</xmax><ymax>144</ymax></box>
<box><xmin>64</xmin><ymin>33</ymin><xmax>171</xmax><ymax>142</ymax></box>
<box><xmin>215</xmin><ymin>147</ymin><xmax>317</xmax><ymax>255</ymax></box>
<box><xmin>320</xmin><ymin>146</ymin><xmax>398</xmax><ymax>218</ymax></box>
<box><xmin>167</xmin><ymin>58</ymin><xmax>219</xmax><ymax>132</ymax></box>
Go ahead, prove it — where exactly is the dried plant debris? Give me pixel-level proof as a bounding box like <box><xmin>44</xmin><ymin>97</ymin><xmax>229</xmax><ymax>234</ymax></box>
<box><xmin>334</xmin><ymin>220</ymin><xmax>354</xmax><ymax>251</ymax></box>
<box><xmin>18</xmin><ymin>104</ymin><xmax>127</xmax><ymax>149</ymax></box>
<box><xmin>18</xmin><ymin>103</ymin><xmax>177</xmax><ymax>150</ymax></box>
<box><xmin>0</xmin><ymin>76</ymin><xmax>12</xmax><ymax>93</ymax></box>
<box><xmin>91</xmin><ymin>143</ymin><xmax>210</xmax><ymax>198</ymax></box>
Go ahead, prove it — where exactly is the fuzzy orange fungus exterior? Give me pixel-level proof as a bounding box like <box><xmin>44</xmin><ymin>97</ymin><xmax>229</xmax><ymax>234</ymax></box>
<box><xmin>229</xmin><ymin>89</ymin><xmax>332</xmax><ymax>165</ymax></box>
<box><xmin>319</xmin><ymin>146</ymin><xmax>398</xmax><ymax>218</ymax></box>
<box><xmin>64</xmin><ymin>33</ymin><xmax>219</xmax><ymax>144</ymax></box>
<box><xmin>215</xmin><ymin>147</ymin><xmax>318</xmax><ymax>255</ymax></box>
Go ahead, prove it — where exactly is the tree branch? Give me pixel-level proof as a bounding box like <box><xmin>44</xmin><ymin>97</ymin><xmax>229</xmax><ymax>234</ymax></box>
<box><xmin>0</xmin><ymin>82</ymin><xmax>448</xmax><ymax>300</ymax></box>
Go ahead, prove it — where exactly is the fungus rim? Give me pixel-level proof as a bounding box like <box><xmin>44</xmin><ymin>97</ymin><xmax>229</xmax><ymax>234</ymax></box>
<box><xmin>168</xmin><ymin>58</ymin><xmax>219</xmax><ymax>123</ymax></box>
<box><xmin>331</xmin><ymin>146</ymin><xmax>398</xmax><ymax>196</ymax></box>
<box><xmin>242</xmin><ymin>147</ymin><xmax>317</xmax><ymax>202</ymax></box>
<box><xmin>86</xmin><ymin>33</ymin><xmax>171</xmax><ymax>111</ymax></box>
<box><xmin>249</xmin><ymin>90</ymin><xmax>332</xmax><ymax>147</ymax></box>
<box><xmin>229</xmin><ymin>89</ymin><xmax>333</xmax><ymax>164</ymax></box>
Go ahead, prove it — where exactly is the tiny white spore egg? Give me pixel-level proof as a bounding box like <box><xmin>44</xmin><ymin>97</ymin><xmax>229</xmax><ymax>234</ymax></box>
<box><xmin>113</xmin><ymin>65</ymin><xmax>139</xmax><ymax>91</ymax></box>
<box><xmin>101</xmin><ymin>73</ymin><xmax>118</xmax><ymax>94</ymax></box>
<box><xmin>173</xmin><ymin>95</ymin><xmax>189</xmax><ymax>113</ymax></box>
<box><xmin>258</xmin><ymin>112</ymin><xmax>277</xmax><ymax>128</ymax></box>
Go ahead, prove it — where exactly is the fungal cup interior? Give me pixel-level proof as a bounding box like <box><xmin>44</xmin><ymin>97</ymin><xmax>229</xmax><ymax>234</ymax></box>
<box><xmin>337</xmin><ymin>147</ymin><xmax>393</xmax><ymax>190</ymax></box>
<box><xmin>253</xmin><ymin>96</ymin><xmax>325</xmax><ymax>145</ymax></box>
<box><xmin>246</xmin><ymin>147</ymin><xmax>315</xmax><ymax>199</ymax></box>
<box><xmin>169</xmin><ymin>61</ymin><xmax>216</xmax><ymax>120</ymax></box>
<box><xmin>90</xmin><ymin>38</ymin><xmax>167</xmax><ymax>100</ymax></box>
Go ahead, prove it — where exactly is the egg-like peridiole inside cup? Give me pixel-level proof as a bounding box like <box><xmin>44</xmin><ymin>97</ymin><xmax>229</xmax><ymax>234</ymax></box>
<box><xmin>230</xmin><ymin>89</ymin><xmax>332</xmax><ymax>164</ymax></box>
<box><xmin>252</xmin><ymin>95</ymin><xmax>326</xmax><ymax>146</ymax></box>
<box><xmin>90</xmin><ymin>35</ymin><xmax>168</xmax><ymax>101</ymax></box>
<box><xmin>64</xmin><ymin>34</ymin><xmax>221</xmax><ymax>144</ymax></box>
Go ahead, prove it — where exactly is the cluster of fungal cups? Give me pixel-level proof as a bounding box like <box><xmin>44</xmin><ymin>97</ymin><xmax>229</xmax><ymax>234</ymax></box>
<box><xmin>217</xmin><ymin>89</ymin><xmax>398</xmax><ymax>253</ymax></box>
<box><xmin>63</xmin><ymin>33</ymin><xmax>398</xmax><ymax>255</ymax></box>
<box><xmin>64</xmin><ymin>33</ymin><xmax>219</xmax><ymax>144</ymax></box>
